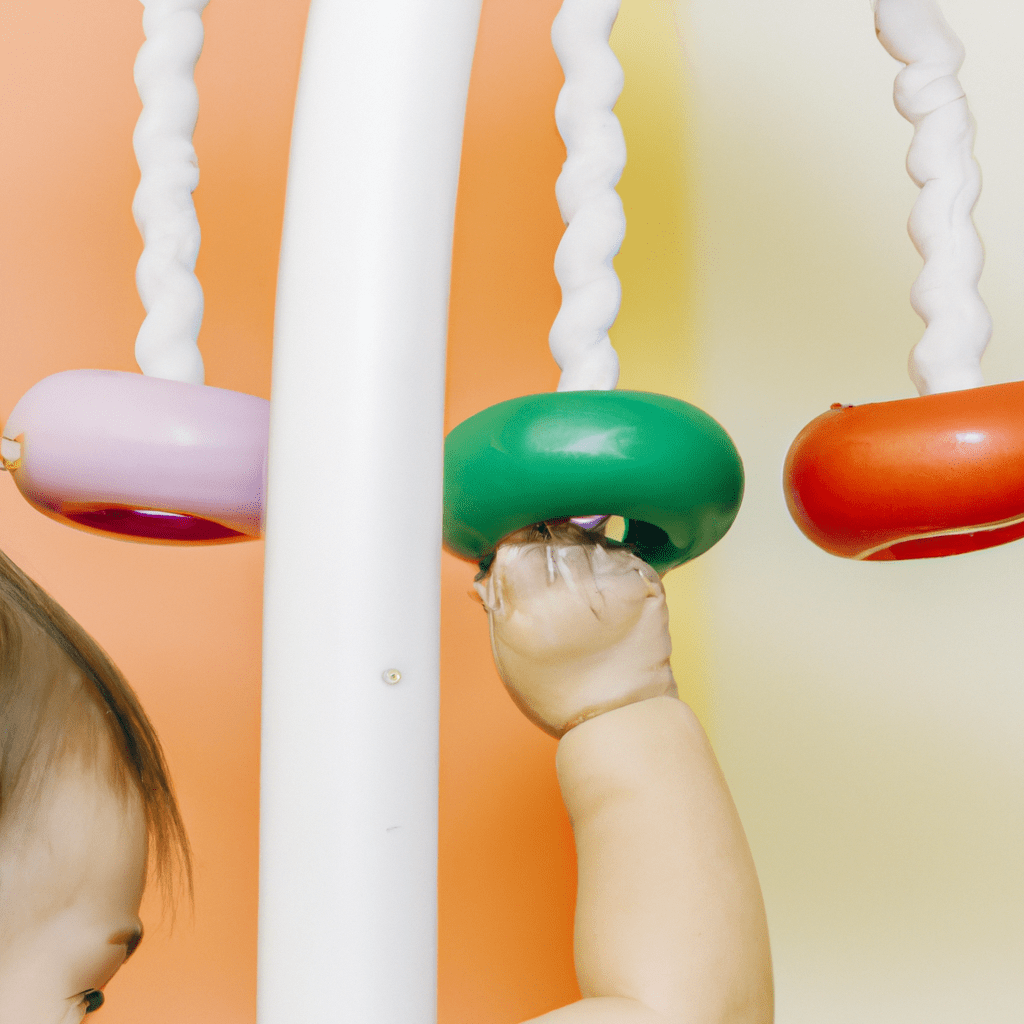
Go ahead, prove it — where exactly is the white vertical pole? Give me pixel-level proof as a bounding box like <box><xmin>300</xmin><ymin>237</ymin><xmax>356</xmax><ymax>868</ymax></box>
<box><xmin>259</xmin><ymin>2</ymin><xmax>482</xmax><ymax>1021</ymax></box>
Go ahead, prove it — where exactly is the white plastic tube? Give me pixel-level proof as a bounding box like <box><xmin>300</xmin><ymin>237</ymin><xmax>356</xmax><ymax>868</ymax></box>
<box><xmin>550</xmin><ymin>0</ymin><xmax>625</xmax><ymax>392</ymax></box>
<box><xmin>133</xmin><ymin>0</ymin><xmax>208</xmax><ymax>385</ymax></box>
<box><xmin>875</xmin><ymin>0</ymin><xmax>991</xmax><ymax>395</ymax></box>
<box><xmin>259</xmin><ymin>2</ymin><xmax>482</xmax><ymax>1021</ymax></box>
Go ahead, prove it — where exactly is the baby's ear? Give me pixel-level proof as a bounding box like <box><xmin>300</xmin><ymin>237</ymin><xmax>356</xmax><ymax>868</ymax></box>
<box><xmin>468</xmin><ymin>584</ymin><xmax>486</xmax><ymax>607</ymax></box>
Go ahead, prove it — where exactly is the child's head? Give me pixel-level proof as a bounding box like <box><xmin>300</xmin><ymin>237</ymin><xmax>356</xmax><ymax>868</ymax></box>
<box><xmin>0</xmin><ymin>550</ymin><xmax>191</xmax><ymax>1021</ymax></box>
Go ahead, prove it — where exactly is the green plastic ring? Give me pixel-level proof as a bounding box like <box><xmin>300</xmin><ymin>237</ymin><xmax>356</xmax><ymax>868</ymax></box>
<box><xmin>443</xmin><ymin>390</ymin><xmax>744</xmax><ymax>575</ymax></box>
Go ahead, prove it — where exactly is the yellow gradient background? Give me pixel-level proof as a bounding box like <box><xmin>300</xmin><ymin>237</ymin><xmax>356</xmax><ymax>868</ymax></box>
<box><xmin>0</xmin><ymin>1</ymin><xmax>1022</xmax><ymax>1022</ymax></box>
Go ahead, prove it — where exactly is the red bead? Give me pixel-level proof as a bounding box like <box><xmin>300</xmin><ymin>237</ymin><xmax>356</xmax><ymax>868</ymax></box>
<box><xmin>784</xmin><ymin>381</ymin><xmax>1024</xmax><ymax>560</ymax></box>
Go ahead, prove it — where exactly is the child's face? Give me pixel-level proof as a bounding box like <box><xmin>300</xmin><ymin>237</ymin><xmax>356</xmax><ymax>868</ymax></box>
<box><xmin>0</xmin><ymin>766</ymin><xmax>147</xmax><ymax>1024</ymax></box>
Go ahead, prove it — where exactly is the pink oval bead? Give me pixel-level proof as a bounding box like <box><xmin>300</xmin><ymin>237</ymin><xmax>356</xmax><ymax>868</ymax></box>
<box><xmin>4</xmin><ymin>370</ymin><xmax>269</xmax><ymax>544</ymax></box>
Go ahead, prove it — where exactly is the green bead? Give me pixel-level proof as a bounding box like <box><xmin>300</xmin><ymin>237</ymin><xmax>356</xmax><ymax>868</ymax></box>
<box><xmin>443</xmin><ymin>391</ymin><xmax>744</xmax><ymax>575</ymax></box>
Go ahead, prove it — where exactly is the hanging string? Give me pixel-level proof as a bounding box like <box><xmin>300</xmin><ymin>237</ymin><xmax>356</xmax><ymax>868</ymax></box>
<box><xmin>550</xmin><ymin>0</ymin><xmax>624</xmax><ymax>392</ymax></box>
<box><xmin>874</xmin><ymin>0</ymin><xmax>990</xmax><ymax>396</ymax></box>
<box><xmin>133</xmin><ymin>0</ymin><xmax>208</xmax><ymax>385</ymax></box>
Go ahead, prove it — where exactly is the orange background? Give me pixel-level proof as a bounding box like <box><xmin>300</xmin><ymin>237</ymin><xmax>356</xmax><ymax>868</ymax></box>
<box><xmin>0</xmin><ymin>1</ymin><xmax>604</xmax><ymax>1021</ymax></box>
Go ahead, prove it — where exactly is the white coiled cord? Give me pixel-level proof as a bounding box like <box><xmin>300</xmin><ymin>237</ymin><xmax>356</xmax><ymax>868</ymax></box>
<box><xmin>550</xmin><ymin>0</ymin><xmax>624</xmax><ymax>392</ymax></box>
<box><xmin>875</xmin><ymin>0</ymin><xmax>990</xmax><ymax>395</ymax></box>
<box><xmin>133</xmin><ymin>0</ymin><xmax>208</xmax><ymax>385</ymax></box>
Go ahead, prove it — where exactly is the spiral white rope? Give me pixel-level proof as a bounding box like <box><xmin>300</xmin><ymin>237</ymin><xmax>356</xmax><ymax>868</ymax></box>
<box><xmin>550</xmin><ymin>0</ymin><xmax>624</xmax><ymax>392</ymax></box>
<box><xmin>874</xmin><ymin>0</ymin><xmax>990</xmax><ymax>396</ymax></box>
<box><xmin>132</xmin><ymin>0</ymin><xmax>208</xmax><ymax>385</ymax></box>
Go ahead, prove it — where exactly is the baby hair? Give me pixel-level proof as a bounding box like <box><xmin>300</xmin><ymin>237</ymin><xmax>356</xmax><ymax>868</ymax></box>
<box><xmin>0</xmin><ymin>548</ymin><xmax>191</xmax><ymax>902</ymax></box>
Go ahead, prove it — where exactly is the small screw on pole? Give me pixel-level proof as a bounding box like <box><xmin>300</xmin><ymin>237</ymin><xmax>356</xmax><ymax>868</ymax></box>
<box><xmin>382</xmin><ymin>669</ymin><xmax>402</xmax><ymax>685</ymax></box>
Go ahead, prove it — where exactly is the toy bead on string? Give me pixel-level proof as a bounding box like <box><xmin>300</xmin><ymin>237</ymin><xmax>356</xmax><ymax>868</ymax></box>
<box><xmin>134</xmin><ymin>0</ymin><xmax>209</xmax><ymax>385</ymax></box>
<box><xmin>784</xmin><ymin>0</ymin><xmax>1024</xmax><ymax>561</ymax></box>
<box><xmin>443</xmin><ymin>0</ymin><xmax>743</xmax><ymax>575</ymax></box>
<box><xmin>0</xmin><ymin>0</ymin><xmax>269</xmax><ymax>545</ymax></box>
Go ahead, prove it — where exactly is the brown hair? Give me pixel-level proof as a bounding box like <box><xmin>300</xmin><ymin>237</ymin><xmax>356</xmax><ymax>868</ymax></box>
<box><xmin>0</xmin><ymin>548</ymin><xmax>192</xmax><ymax>903</ymax></box>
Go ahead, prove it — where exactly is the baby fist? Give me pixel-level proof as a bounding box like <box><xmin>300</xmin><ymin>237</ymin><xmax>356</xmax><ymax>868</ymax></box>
<box><xmin>474</xmin><ymin>525</ymin><xmax>677</xmax><ymax>737</ymax></box>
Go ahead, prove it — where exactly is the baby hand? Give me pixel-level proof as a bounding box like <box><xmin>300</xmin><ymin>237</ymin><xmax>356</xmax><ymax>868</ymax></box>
<box><xmin>474</xmin><ymin>524</ymin><xmax>677</xmax><ymax>737</ymax></box>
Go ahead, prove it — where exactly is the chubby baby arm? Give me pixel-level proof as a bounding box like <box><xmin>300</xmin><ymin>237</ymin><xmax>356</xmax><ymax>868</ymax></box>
<box><xmin>475</xmin><ymin>525</ymin><xmax>773</xmax><ymax>1024</ymax></box>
